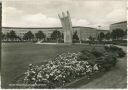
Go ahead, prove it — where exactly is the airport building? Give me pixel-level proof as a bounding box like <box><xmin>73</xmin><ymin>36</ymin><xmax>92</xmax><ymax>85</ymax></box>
<box><xmin>2</xmin><ymin>26</ymin><xmax>109</xmax><ymax>41</ymax></box>
<box><xmin>110</xmin><ymin>21</ymin><xmax>127</xmax><ymax>32</ymax></box>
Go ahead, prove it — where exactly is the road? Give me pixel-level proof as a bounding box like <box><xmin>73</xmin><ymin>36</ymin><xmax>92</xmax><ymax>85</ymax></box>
<box><xmin>80</xmin><ymin>46</ymin><xmax>127</xmax><ymax>88</ymax></box>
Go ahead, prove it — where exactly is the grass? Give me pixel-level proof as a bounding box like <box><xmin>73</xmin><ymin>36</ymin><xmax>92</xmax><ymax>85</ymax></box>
<box><xmin>1</xmin><ymin>42</ymin><xmax>104</xmax><ymax>88</ymax></box>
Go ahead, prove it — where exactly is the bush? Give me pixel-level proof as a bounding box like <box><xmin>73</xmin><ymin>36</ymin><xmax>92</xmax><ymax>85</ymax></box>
<box><xmin>104</xmin><ymin>45</ymin><xmax>125</xmax><ymax>58</ymax></box>
<box><xmin>117</xmin><ymin>48</ymin><xmax>126</xmax><ymax>58</ymax></box>
<box><xmin>78</xmin><ymin>50</ymin><xmax>96</xmax><ymax>65</ymax></box>
<box><xmin>79</xmin><ymin>47</ymin><xmax>118</xmax><ymax>71</ymax></box>
<box><xmin>90</xmin><ymin>49</ymin><xmax>104</xmax><ymax>58</ymax></box>
<box><xmin>96</xmin><ymin>54</ymin><xmax>117</xmax><ymax>71</ymax></box>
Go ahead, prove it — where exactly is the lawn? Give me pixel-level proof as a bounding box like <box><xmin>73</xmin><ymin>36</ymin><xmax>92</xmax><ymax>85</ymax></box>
<box><xmin>1</xmin><ymin>42</ymin><xmax>101</xmax><ymax>88</ymax></box>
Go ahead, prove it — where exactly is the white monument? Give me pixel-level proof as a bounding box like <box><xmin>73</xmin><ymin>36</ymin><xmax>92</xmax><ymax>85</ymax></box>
<box><xmin>58</xmin><ymin>11</ymin><xmax>73</xmax><ymax>44</ymax></box>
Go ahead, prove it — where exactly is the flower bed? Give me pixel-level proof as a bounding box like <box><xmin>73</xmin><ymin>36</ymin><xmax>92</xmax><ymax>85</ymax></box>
<box><xmin>16</xmin><ymin>45</ymin><xmax>125</xmax><ymax>88</ymax></box>
<box><xmin>17</xmin><ymin>52</ymin><xmax>100</xmax><ymax>88</ymax></box>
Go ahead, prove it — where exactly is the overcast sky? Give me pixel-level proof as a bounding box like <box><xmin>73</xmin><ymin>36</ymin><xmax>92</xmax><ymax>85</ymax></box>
<box><xmin>2</xmin><ymin>0</ymin><xmax>126</xmax><ymax>29</ymax></box>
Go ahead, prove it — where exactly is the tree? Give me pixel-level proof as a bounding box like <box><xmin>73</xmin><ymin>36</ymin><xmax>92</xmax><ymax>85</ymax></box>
<box><xmin>97</xmin><ymin>32</ymin><xmax>105</xmax><ymax>41</ymax></box>
<box><xmin>6</xmin><ymin>30</ymin><xmax>17</xmax><ymax>41</ymax></box>
<box><xmin>10</xmin><ymin>30</ymin><xmax>17</xmax><ymax>41</ymax></box>
<box><xmin>61</xmin><ymin>33</ymin><xmax>64</xmax><ymax>39</ymax></box>
<box><xmin>88</xmin><ymin>36</ymin><xmax>95</xmax><ymax>45</ymax></box>
<box><xmin>105</xmin><ymin>32</ymin><xmax>111</xmax><ymax>41</ymax></box>
<box><xmin>111</xmin><ymin>30</ymin><xmax>117</xmax><ymax>40</ymax></box>
<box><xmin>124</xmin><ymin>29</ymin><xmax>127</xmax><ymax>35</ymax></box>
<box><xmin>6</xmin><ymin>32</ymin><xmax>10</xmax><ymax>41</ymax></box>
<box><xmin>116</xmin><ymin>29</ymin><xmax>125</xmax><ymax>40</ymax></box>
<box><xmin>51</xmin><ymin>30</ymin><xmax>62</xmax><ymax>43</ymax></box>
<box><xmin>111</xmin><ymin>28</ymin><xmax>125</xmax><ymax>40</ymax></box>
<box><xmin>1</xmin><ymin>32</ymin><xmax>5</xmax><ymax>40</ymax></box>
<box><xmin>35</xmin><ymin>31</ymin><xmax>45</xmax><ymax>40</ymax></box>
<box><xmin>89</xmin><ymin>36</ymin><xmax>95</xmax><ymax>41</ymax></box>
<box><xmin>73</xmin><ymin>31</ymin><xmax>79</xmax><ymax>40</ymax></box>
<box><xmin>23</xmin><ymin>31</ymin><xmax>34</xmax><ymax>41</ymax></box>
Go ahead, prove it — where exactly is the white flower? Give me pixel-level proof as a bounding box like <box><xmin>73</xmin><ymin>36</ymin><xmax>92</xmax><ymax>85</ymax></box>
<box><xmin>32</xmin><ymin>78</ymin><xmax>36</xmax><ymax>81</ymax></box>
<box><xmin>50</xmin><ymin>73</ymin><xmax>53</xmax><ymax>76</ymax></box>
<box><xmin>93</xmin><ymin>64</ymin><xmax>99</xmax><ymax>71</ymax></box>
<box><xmin>37</xmin><ymin>72</ymin><xmax>42</xmax><ymax>78</ymax></box>
<box><xmin>29</xmin><ymin>64</ymin><xmax>32</xmax><ymax>66</ymax></box>
<box><xmin>86</xmin><ymin>67</ymin><xmax>92</xmax><ymax>72</ymax></box>
<box><xmin>31</xmin><ymin>71</ymin><xmax>36</xmax><ymax>73</ymax></box>
<box><xmin>63</xmin><ymin>75</ymin><xmax>65</xmax><ymax>78</ymax></box>
<box><xmin>58</xmin><ymin>74</ymin><xmax>62</xmax><ymax>77</ymax></box>
<box><xmin>57</xmin><ymin>70</ymin><xmax>61</xmax><ymax>73</ymax></box>
<box><xmin>46</xmin><ymin>74</ymin><xmax>49</xmax><ymax>78</ymax></box>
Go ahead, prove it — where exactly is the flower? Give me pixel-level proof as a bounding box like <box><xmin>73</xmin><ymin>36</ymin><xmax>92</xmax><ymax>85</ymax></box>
<box><xmin>23</xmin><ymin>52</ymin><xmax>101</xmax><ymax>88</ymax></box>
<box><xmin>46</xmin><ymin>74</ymin><xmax>49</xmax><ymax>79</ymax></box>
<box><xmin>37</xmin><ymin>72</ymin><xmax>42</xmax><ymax>78</ymax></box>
<box><xmin>93</xmin><ymin>64</ymin><xmax>99</xmax><ymax>71</ymax></box>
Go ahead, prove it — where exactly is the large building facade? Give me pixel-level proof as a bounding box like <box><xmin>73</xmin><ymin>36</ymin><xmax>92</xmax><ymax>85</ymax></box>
<box><xmin>2</xmin><ymin>26</ymin><xmax>109</xmax><ymax>41</ymax></box>
<box><xmin>110</xmin><ymin>21</ymin><xmax>127</xmax><ymax>32</ymax></box>
<box><xmin>109</xmin><ymin>21</ymin><xmax>127</xmax><ymax>40</ymax></box>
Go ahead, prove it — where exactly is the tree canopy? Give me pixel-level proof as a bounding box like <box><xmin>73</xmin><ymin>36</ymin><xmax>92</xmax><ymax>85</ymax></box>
<box><xmin>23</xmin><ymin>31</ymin><xmax>34</xmax><ymax>40</ymax></box>
<box><xmin>73</xmin><ymin>31</ymin><xmax>79</xmax><ymax>40</ymax></box>
<box><xmin>89</xmin><ymin>36</ymin><xmax>95</xmax><ymax>41</ymax></box>
<box><xmin>35</xmin><ymin>31</ymin><xmax>45</xmax><ymax>40</ymax></box>
<box><xmin>111</xmin><ymin>28</ymin><xmax>125</xmax><ymax>40</ymax></box>
<box><xmin>105</xmin><ymin>32</ymin><xmax>111</xmax><ymax>40</ymax></box>
<box><xmin>50</xmin><ymin>30</ymin><xmax>63</xmax><ymax>43</ymax></box>
<box><xmin>51</xmin><ymin>30</ymin><xmax>62</xmax><ymax>39</ymax></box>
<box><xmin>97</xmin><ymin>32</ymin><xmax>105</xmax><ymax>41</ymax></box>
<box><xmin>6</xmin><ymin>30</ymin><xmax>17</xmax><ymax>41</ymax></box>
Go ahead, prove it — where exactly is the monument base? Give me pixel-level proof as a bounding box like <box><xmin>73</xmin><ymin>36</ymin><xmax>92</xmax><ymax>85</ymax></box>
<box><xmin>64</xmin><ymin>42</ymin><xmax>72</xmax><ymax>45</ymax></box>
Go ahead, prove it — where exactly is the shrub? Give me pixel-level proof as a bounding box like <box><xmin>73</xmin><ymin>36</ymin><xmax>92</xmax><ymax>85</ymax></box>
<box><xmin>90</xmin><ymin>49</ymin><xmax>104</xmax><ymax>58</ymax></box>
<box><xmin>118</xmin><ymin>50</ymin><xmax>125</xmax><ymax>57</ymax></box>
<box><xmin>96</xmin><ymin>54</ymin><xmax>117</xmax><ymax>71</ymax></box>
<box><xmin>78</xmin><ymin>50</ymin><xmax>96</xmax><ymax>65</ymax></box>
<box><xmin>79</xmin><ymin>47</ymin><xmax>118</xmax><ymax>71</ymax></box>
<box><xmin>104</xmin><ymin>45</ymin><xmax>125</xmax><ymax>58</ymax></box>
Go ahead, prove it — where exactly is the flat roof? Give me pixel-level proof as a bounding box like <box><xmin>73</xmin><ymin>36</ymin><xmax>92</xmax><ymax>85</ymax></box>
<box><xmin>111</xmin><ymin>21</ymin><xmax>127</xmax><ymax>25</ymax></box>
<box><xmin>2</xmin><ymin>26</ymin><xmax>98</xmax><ymax>30</ymax></box>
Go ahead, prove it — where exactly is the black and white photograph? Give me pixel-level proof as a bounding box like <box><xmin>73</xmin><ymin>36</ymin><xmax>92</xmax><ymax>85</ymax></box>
<box><xmin>1</xmin><ymin>0</ymin><xmax>127</xmax><ymax>89</ymax></box>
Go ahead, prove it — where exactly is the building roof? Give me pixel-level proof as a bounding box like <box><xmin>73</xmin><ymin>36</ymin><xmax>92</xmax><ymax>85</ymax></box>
<box><xmin>2</xmin><ymin>26</ymin><xmax>109</xmax><ymax>32</ymax></box>
<box><xmin>111</xmin><ymin>21</ymin><xmax>127</xmax><ymax>25</ymax></box>
<box><xmin>97</xmin><ymin>29</ymin><xmax>109</xmax><ymax>31</ymax></box>
<box><xmin>2</xmin><ymin>26</ymin><xmax>98</xmax><ymax>30</ymax></box>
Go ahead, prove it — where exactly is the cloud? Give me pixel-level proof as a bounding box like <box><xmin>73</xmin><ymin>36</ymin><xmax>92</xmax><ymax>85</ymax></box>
<box><xmin>2</xmin><ymin>6</ymin><xmax>91</xmax><ymax>27</ymax></box>
<box><xmin>2</xmin><ymin>7</ymin><xmax>25</xmax><ymax>26</ymax></box>
<box><xmin>106</xmin><ymin>9</ymin><xmax>126</xmax><ymax>23</ymax></box>
<box><xmin>3</xmin><ymin>8</ymin><xmax>61</xmax><ymax>27</ymax></box>
<box><xmin>2</xmin><ymin>0</ymin><xmax>126</xmax><ymax>29</ymax></box>
<box><xmin>23</xmin><ymin>13</ymin><xmax>61</xmax><ymax>27</ymax></box>
<box><xmin>72</xmin><ymin>19</ymin><xmax>90</xmax><ymax>26</ymax></box>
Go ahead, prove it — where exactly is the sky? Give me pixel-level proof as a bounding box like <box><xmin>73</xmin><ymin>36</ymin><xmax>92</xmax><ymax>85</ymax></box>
<box><xmin>2</xmin><ymin>0</ymin><xmax>127</xmax><ymax>29</ymax></box>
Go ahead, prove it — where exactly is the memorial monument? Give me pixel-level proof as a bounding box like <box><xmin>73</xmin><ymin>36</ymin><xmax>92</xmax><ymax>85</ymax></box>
<box><xmin>58</xmin><ymin>11</ymin><xmax>73</xmax><ymax>44</ymax></box>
